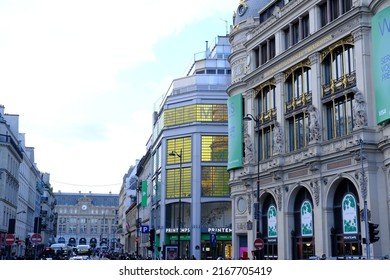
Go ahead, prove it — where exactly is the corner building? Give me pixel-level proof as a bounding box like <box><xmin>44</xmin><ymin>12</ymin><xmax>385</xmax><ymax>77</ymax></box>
<box><xmin>228</xmin><ymin>0</ymin><xmax>390</xmax><ymax>260</ymax></box>
<box><xmin>151</xmin><ymin>36</ymin><xmax>232</xmax><ymax>260</ymax></box>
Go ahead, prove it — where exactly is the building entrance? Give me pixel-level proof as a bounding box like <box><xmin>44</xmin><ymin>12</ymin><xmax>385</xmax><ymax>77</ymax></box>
<box><xmin>201</xmin><ymin>241</ymin><xmax>232</xmax><ymax>260</ymax></box>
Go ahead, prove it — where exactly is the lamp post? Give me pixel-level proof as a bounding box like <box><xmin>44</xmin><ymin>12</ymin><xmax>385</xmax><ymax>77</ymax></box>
<box><xmin>169</xmin><ymin>149</ymin><xmax>183</xmax><ymax>260</ymax></box>
<box><xmin>359</xmin><ymin>139</ymin><xmax>370</xmax><ymax>259</ymax></box>
<box><xmin>243</xmin><ymin>113</ymin><xmax>261</xmax><ymax>259</ymax></box>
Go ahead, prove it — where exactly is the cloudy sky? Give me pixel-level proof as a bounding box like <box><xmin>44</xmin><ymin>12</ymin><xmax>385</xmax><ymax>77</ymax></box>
<box><xmin>1</xmin><ymin>0</ymin><xmax>237</xmax><ymax>194</ymax></box>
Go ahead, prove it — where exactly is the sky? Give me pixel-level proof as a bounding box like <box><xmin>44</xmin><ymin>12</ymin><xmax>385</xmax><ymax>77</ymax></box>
<box><xmin>0</xmin><ymin>0</ymin><xmax>237</xmax><ymax>194</ymax></box>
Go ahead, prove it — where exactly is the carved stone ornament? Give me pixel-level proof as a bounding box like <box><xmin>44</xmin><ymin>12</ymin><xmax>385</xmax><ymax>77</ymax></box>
<box><xmin>353</xmin><ymin>90</ymin><xmax>368</xmax><ymax>128</ymax></box>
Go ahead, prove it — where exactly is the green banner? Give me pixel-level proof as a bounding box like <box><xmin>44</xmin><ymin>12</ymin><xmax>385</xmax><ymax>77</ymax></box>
<box><xmin>142</xmin><ymin>180</ymin><xmax>147</xmax><ymax>207</ymax></box>
<box><xmin>268</xmin><ymin>205</ymin><xmax>277</xmax><ymax>238</ymax></box>
<box><xmin>372</xmin><ymin>7</ymin><xmax>390</xmax><ymax>124</ymax></box>
<box><xmin>227</xmin><ymin>94</ymin><xmax>243</xmax><ymax>170</ymax></box>
<box><xmin>342</xmin><ymin>194</ymin><xmax>357</xmax><ymax>234</ymax></box>
<box><xmin>301</xmin><ymin>200</ymin><xmax>313</xmax><ymax>237</ymax></box>
<box><xmin>169</xmin><ymin>234</ymin><xmax>191</xmax><ymax>241</ymax></box>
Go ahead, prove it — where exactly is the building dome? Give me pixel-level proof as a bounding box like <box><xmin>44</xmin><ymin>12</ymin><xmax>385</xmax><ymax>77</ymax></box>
<box><xmin>233</xmin><ymin>0</ymin><xmax>271</xmax><ymax>25</ymax></box>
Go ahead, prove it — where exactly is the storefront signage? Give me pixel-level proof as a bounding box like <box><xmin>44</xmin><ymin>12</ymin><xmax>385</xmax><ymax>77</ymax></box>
<box><xmin>207</xmin><ymin>227</ymin><xmax>232</xmax><ymax>233</ymax></box>
<box><xmin>166</xmin><ymin>227</ymin><xmax>190</xmax><ymax>233</ymax></box>
<box><xmin>166</xmin><ymin>227</ymin><xmax>232</xmax><ymax>233</ymax></box>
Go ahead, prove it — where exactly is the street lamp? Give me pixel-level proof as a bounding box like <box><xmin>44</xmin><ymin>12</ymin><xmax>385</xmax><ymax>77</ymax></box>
<box><xmin>243</xmin><ymin>113</ymin><xmax>261</xmax><ymax>259</ymax></box>
<box><xmin>169</xmin><ymin>149</ymin><xmax>183</xmax><ymax>260</ymax></box>
<box><xmin>359</xmin><ymin>139</ymin><xmax>370</xmax><ymax>259</ymax></box>
<box><xmin>17</xmin><ymin>210</ymin><xmax>26</xmax><ymax>215</ymax></box>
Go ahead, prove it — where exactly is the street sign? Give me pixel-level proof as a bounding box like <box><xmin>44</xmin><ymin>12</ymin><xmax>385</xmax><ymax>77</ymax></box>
<box><xmin>141</xmin><ymin>225</ymin><xmax>149</xmax><ymax>234</ymax></box>
<box><xmin>254</xmin><ymin>238</ymin><xmax>264</xmax><ymax>250</ymax></box>
<box><xmin>209</xmin><ymin>231</ymin><xmax>216</xmax><ymax>247</ymax></box>
<box><xmin>31</xmin><ymin>233</ymin><xmax>42</xmax><ymax>244</ymax></box>
<box><xmin>5</xmin><ymin>234</ymin><xmax>15</xmax><ymax>245</ymax></box>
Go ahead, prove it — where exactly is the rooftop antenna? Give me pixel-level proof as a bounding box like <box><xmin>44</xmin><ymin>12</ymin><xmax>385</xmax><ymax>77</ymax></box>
<box><xmin>219</xmin><ymin>18</ymin><xmax>228</xmax><ymax>35</ymax></box>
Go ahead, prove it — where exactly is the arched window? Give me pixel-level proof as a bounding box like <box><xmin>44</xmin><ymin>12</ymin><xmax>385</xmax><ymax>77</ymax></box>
<box><xmin>332</xmin><ymin>179</ymin><xmax>362</xmax><ymax>258</ymax></box>
<box><xmin>321</xmin><ymin>37</ymin><xmax>355</xmax><ymax>96</ymax></box>
<box><xmin>292</xmin><ymin>188</ymin><xmax>315</xmax><ymax>260</ymax></box>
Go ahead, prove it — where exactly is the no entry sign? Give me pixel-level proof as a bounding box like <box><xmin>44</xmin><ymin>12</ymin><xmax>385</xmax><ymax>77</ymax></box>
<box><xmin>31</xmin><ymin>233</ymin><xmax>42</xmax><ymax>244</ymax></box>
<box><xmin>5</xmin><ymin>234</ymin><xmax>15</xmax><ymax>245</ymax></box>
<box><xmin>254</xmin><ymin>238</ymin><xmax>264</xmax><ymax>250</ymax></box>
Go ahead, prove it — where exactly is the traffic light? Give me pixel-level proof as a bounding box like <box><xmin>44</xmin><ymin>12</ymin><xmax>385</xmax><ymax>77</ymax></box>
<box><xmin>149</xmin><ymin>228</ymin><xmax>155</xmax><ymax>244</ymax></box>
<box><xmin>148</xmin><ymin>228</ymin><xmax>155</xmax><ymax>252</ymax></box>
<box><xmin>369</xmin><ymin>222</ymin><xmax>380</xmax><ymax>243</ymax></box>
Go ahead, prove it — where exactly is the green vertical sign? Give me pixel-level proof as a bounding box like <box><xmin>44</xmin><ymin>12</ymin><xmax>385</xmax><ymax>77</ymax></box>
<box><xmin>142</xmin><ymin>180</ymin><xmax>147</xmax><ymax>207</ymax></box>
<box><xmin>372</xmin><ymin>7</ymin><xmax>390</xmax><ymax>124</ymax></box>
<box><xmin>267</xmin><ymin>205</ymin><xmax>277</xmax><ymax>237</ymax></box>
<box><xmin>227</xmin><ymin>94</ymin><xmax>243</xmax><ymax>170</ymax></box>
<box><xmin>342</xmin><ymin>194</ymin><xmax>357</xmax><ymax>234</ymax></box>
<box><xmin>301</xmin><ymin>200</ymin><xmax>313</xmax><ymax>237</ymax></box>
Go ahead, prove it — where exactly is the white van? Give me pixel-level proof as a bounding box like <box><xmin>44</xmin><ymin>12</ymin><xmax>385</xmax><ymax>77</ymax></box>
<box><xmin>49</xmin><ymin>243</ymin><xmax>73</xmax><ymax>259</ymax></box>
<box><xmin>76</xmin><ymin>244</ymin><xmax>91</xmax><ymax>259</ymax></box>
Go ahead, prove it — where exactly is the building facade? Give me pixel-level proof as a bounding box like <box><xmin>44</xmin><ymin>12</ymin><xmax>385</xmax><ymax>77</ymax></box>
<box><xmin>134</xmin><ymin>147</ymin><xmax>153</xmax><ymax>259</ymax></box>
<box><xmin>227</xmin><ymin>0</ymin><xmax>390</xmax><ymax>259</ymax></box>
<box><xmin>0</xmin><ymin>105</ymin><xmax>55</xmax><ymax>259</ymax></box>
<box><xmin>0</xmin><ymin>106</ymin><xmax>23</xmax><ymax>258</ymax></box>
<box><xmin>148</xmin><ymin>36</ymin><xmax>232</xmax><ymax>260</ymax></box>
<box><xmin>55</xmin><ymin>191</ymin><xmax>119</xmax><ymax>250</ymax></box>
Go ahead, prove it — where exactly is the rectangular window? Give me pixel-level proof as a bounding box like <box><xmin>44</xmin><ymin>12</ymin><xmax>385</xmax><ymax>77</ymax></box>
<box><xmin>342</xmin><ymin>0</ymin><xmax>352</xmax><ymax>13</ymax></box>
<box><xmin>324</xmin><ymin>95</ymin><xmax>354</xmax><ymax>140</ymax></box>
<box><xmin>261</xmin><ymin>43</ymin><xmax>267</xmax><ymax>64</ymax></box>
<box><xmin>330</xmin><ymin>0</ymin><xmax>339</xmax><ymax>21</ymax></box>
<box><xmin>292</xmin><ymin>21</ymin><xmax>300</xmax><ymax>45</ymax></box>
<box><xmin>201</xmin><ymin>136</ymin><xmax>228</xmax><ymax>162</ymax></box>
<box><xmin>167</xmin><ymin>137</ymin><xmax>192</xmax><ymax>164</ymax></box>
<box><xmin>256</xmin><ymin>83</ymin><xmax>276</xmax><ymax>117</ymax></box>
<box><xmin>269</xmin><ymin>37</ymin><xmax>276</xmax><ymax>59</ymax></box>
<box><xmin>91</xmin><ymin>226</ymin><xmax>98</xmax><ymax>234</ymax></box>
<box><xmin>201</xmin><ymin>166</ymin><xmax>230</xmax><ymax>197</ymax></box>
<box><xmin>284</xmin><ymin>27</ymin><xmax>290</xmax><ymax>49</ymax></box>
<box><xmin>101</xmin><ymin>226</ymin><xmax>109</xmax><ymax>234</ymax></box>
<box><xmin>59</xmin><ymin>224</ymin><xmax>66</xmax><ymax>234</ymax></box>
<box><xmin>319</xmin><ymin>2</ymin><xmax>328</xmax><ymax>27</ymax></box>
<box><xmin>259</xmin><ymin>127</ymin><xmax>272</xmax><ymax>160</ymax></box>
<box><xmin>344</xmin><ymin>45</ymin><xmax>355</xmax><ymax>74</ymax></box>
<box><xmin>157</xmin><ymin>145</ymin><xmax>162</xmax><ymax>170</ymax></box>
<box><xmin>322</xmin><ymin>57</ymin><xmax>332</xmax><ymax>86</ymax></box>
<box><xmin>303</xmin><ymin>68</ymin><xmax>312</xmax><ymax>94</ymax></box>
<box><xmin>80</xmin><ymin>225</ymin><xmax>87</xmax><ymax>234</ymax></box>
<box><xmin>254</xmin><ymin>47</ymin><xmax>260</xmax><ymax>68</ymax></box>
<box><xmin>286</xmin><ymin>77</ymin><xmax>293</xmax><ymax>103</ymax></box>
<box><xmin>332</xmin><ymin>48</ymin><xmax>344</xmax><ymax>80</ymax></box>
<box><xmin>166</xmin><ymin>167</ymin><xmax>191</xmax><ymax>198</ymax></box>
<box><xmin>301</xmin><ymin>14</ymin><xmax>310</xmax><ymax>39</ymax></box>
<box><xmin>69</xmin><ymin>225</ymin><xmax>77</xmax><ymax>234</ymax></box>
<box><xmin>287</xmin><ymin>113</ymin><xmax>309</xmax><ymax>151</ymax></box>
<box><xmin>294</xmin><ymin>69</ymin><xmax>303</xmax><ymax>99</ymax></box>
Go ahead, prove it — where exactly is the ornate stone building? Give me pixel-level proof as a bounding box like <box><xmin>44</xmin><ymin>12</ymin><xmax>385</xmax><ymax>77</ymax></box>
<box><xmin>227</xmin><ymin>0</ymin><xmax>390</xmax><ymax>260</ymax></box>
<box><xmin>54</xmin><ymin>191</ymin><xmax>119</xmax><ymax>250</ymax></box>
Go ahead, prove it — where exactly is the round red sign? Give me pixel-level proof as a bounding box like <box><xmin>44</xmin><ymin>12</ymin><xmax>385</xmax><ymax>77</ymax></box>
<box><xmin>254</xmin><ymin>238</ymin><xmax>264</xmax><ymax>250</ymax></box>
<box><xmin>31</xmin><ymin>233</ymin><xmax>42</xmax><ymax>244</ymax></box>
<box><xmin>5</xmin><ymin>234</ymin><xmax>15</xmax><ymax>245</ymax></box>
